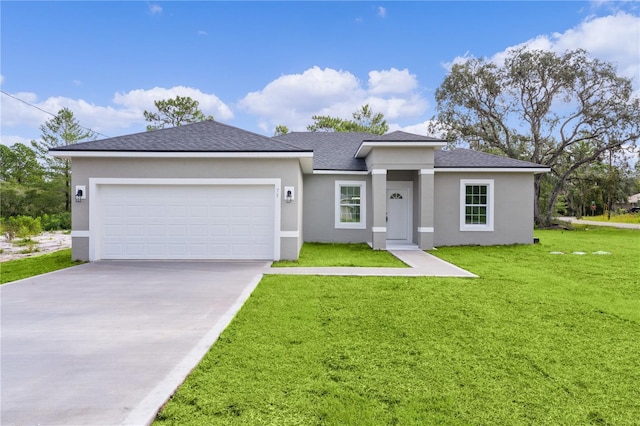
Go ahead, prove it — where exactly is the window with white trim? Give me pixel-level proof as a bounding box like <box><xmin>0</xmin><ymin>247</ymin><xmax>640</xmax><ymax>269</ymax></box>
<box><xmin>335</xmin><ymin>181</ymin><xmax>366</xmax><ymax>229</ymax></box>
<box><xmin>460</xmin><ymin>179</ymin><xmax>494</xmax><ymax>231</ymax></box>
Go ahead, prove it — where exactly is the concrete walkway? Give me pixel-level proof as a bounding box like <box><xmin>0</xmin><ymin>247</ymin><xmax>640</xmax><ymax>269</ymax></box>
<box><xmin>267</xmin><ymin>250</ymin><xmax>477</xmax><ymax>277</ymax></box>
<box><xmin>557</xmin><ymin>216</ymin><xmax>640</xmax><ymax>229</ymax></box>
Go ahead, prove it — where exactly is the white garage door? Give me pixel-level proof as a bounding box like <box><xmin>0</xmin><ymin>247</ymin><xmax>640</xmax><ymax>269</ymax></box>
<box><xmin>99</xmin><ymin>185</ymin><xmax>276</xmax><ymax>260</ymax></box>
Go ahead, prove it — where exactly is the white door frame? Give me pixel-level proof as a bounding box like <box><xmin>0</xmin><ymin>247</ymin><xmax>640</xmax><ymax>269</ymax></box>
<box><xmin>386</xmin><ymin>181</ymin><xmax>413</xmax><ymax>243</ymax></box>
<box><xmin>89</xmin><ymin>178</ymin><xmax>281</xmax><ymax>261</ymax></box>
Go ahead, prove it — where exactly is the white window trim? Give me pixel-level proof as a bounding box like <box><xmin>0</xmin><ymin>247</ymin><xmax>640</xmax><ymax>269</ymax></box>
<box><xmin>460</xmin><ymin>179</ymin><xmax>494</xmax><ymax>232</ymax></box>
<box><xmin>335</xmin><ymin>180</ymin><xmax>367</xmax><ymax>229</ymax></box>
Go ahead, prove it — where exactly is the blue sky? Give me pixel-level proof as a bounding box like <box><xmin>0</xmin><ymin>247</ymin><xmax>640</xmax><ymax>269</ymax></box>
<box><xmin>1</xmin><ymin>1</ymin><xmax>638</xmax><ymax>145</ymax></box>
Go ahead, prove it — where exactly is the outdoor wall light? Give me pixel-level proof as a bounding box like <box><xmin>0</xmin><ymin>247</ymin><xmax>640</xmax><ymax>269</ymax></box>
<box><xmin>75</xmin><ymin>185</ymin><xmax>86</xmax><ymax>203</ymax></box>
<box><xmin>284</xmin><ymin>186</ymin><xmax>295</xmax><ymax>203</ymax></box>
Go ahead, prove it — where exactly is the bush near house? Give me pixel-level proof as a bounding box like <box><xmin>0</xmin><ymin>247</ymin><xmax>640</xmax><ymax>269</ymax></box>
<box><xmin>1</xmin><ymin>213</ymin><xmax>71</xmax><ymax>241</ymax></box>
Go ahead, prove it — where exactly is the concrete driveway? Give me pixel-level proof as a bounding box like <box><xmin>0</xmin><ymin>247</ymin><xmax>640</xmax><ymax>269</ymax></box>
<box><xmin>1</xmin><ymin>260</ymin><xmax>269</xmax><ymax>426</ymax></box>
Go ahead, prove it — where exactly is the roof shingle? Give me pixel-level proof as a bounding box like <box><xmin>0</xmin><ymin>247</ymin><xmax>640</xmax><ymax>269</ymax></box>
<box><xmin>50</xmin><ymin>120</ymin><xmax>308</xmax><ymax>153</ymax></box>
<box><xmin>434</xmin><ymin>149</ymin><xmax>547</xmax><ymax>169</ymax></box>
<box><xmin>275</xmin><ymin>132</ymin><xmax>370</xmax><ymax>171</ymax></box>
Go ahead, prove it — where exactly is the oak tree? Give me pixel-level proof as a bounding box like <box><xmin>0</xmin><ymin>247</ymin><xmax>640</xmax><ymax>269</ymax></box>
<box><xmin>435</xmin><ymin>48</ymin><xmax>640</xmax><ymax>225</ymax></box>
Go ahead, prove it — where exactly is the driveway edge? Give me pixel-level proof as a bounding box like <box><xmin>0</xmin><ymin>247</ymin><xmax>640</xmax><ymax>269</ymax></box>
<box><xmin>122</xmin><ymin>271</ymin><xmax>266</xmax><ymax>426</ymax></box>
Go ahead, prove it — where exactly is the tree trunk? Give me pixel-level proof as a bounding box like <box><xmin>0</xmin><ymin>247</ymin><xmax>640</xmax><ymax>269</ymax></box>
<box><xmin>533</xmin><ymin>174</ymin><xmax>550</xmax><ymax>226</ymax></box>
<box><xmin>544</xmin><ymin>182</ymin><xmax>565</xmax><ymax>227</ymax></box>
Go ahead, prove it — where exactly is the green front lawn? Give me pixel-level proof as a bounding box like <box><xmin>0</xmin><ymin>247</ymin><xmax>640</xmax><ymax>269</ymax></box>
<box><xmin>1</xmin><ymin>249</ymin><xmax>84</xmax><ymax>284</ymax></box>
<box><xmin>155</xmin><ymin>227</ymin><xmax>640</xmax><ymax>425</ymax></box>
<box><xmin>273</xmin><ymin>242</ymin><xmax>407</xmax><ymax>267</ymax></box>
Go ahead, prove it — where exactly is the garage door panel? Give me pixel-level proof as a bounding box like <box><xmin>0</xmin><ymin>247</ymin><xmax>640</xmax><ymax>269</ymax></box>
<box><xmin>210</xmin><ymin>224</ymin><xmax>230</xmax><ymax>236</ymax></box>
<box><xmin>147</xmin><ymin>225</ymin><xmax>165</xmax><ymax>236</ymax></box>
<box><xmin>126</xmin><ymin>225</ymin><xmax>145</xmax><ymax>236</ymax></box>
<box><xmin>99</xmin><ymin>185</ymin><xmax>276</xmax><ymax>260</ymax></box>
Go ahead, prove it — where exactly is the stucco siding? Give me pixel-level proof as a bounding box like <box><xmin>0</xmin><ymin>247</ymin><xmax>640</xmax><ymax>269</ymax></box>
<box><xmin>434</xmin><ymin>172</ymin><xmax>535</xmax><ymax>246</ymax></box>
<box><xmin>302</xmin><ymin>174</ymin><xmax>372</xmax><ymax>243</ymax></box>
<box><xmin>71</xmin><ymin>236</ymin><xmax>89</xmax><ymax>261</ymax></box>
<box><xmin>71</xmin><ymin>157</ymin><xmax>302</xmax><ymax>260</ymax></box>
<box><xmin>365</xmin><ymin>147</ymin><xmax>434</xmax><ymax>171</ymax></box>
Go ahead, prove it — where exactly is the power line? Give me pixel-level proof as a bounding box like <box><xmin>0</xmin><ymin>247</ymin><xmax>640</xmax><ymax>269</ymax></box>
<box><xmin>1</xmin><ymin>89</ymin><xmax>111</xmax><ymax>139</ymax></box>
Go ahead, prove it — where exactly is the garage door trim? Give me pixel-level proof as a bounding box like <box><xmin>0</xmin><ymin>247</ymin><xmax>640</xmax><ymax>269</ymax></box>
<box><xmin>89</xmin><ymin>178</ymin><xmax>281</xmax><ymax>261</ymax></box>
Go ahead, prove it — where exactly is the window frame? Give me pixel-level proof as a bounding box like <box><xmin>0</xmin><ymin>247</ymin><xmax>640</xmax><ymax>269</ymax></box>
<box><xmin>335</xmin><ymin>181</ymin><xmax>367</xmax><ymax>229</ymax></box>
<box><xmin>460</xmin><ymin>179</ymin><xmax>494</xmax><ymax>232</ymax></box>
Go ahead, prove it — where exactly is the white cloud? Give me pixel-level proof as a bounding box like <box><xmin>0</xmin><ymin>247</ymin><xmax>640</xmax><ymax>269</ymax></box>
<box><xmin>445</xmin><ymin>12</ymin><xmax>640</xmax><ymax>85</ymax></box>
<box><xmin>368</xmin><ymin>68</ymin><xmax>417</xmax><ymax>95</ymax></box>
<box><xmin>113</xmin><ymin>86</ymin><xmax>233</xmax><ymax>121</ymax></box>
<box><xmin>1</xmin><ymin>86</ymin><xmax>234</xmax><ymax>139</ymax></box>
<box><xmin>197</xmin><ymin>30</ymin><xmax>208</xmax><ymax>36</ymax></box>
<box><xmin>377</xmin><ymin>6</ymin><xmax>387</xmax><ymax>17</ymax></box>
<box><xmin>0</xmin><ymin>74</ymin><xmax>4</xmax><ymax>86</ymax></box>
<box><xmin>550</xmin><ymin>12</ymin><xmax>640</xmax><ymax>80</ymax></box>
<box><xmin>148</xmin><ymin>4</ymin><xmax>162</xmax><ymax>15</ymax></box>
<box><xmin>238</xmin><ymin>66</ymin><xmax>428</xmax><ymax>132</ymax></box>
<box><xmin>72</xmin><ymin>80</ymin><xmax>82</xmax><ymax>87</ymax></box>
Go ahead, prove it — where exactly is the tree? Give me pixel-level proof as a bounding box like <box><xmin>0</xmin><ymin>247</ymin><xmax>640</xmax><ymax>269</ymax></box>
<box><xmin>31</xmin><ymin>108</ymin><xmax>95</xmax><ymax>212</ymax></box>
<box><xmin>144</xmin><ymin>95</ymin><xmax>214</xmax><ymax>131</ymax></box>
<box><xmin>274</xmin><ymin>125</ymin><xmax>289</xmax><ymax>136</ymax></box>
<box><xmin>435</xmin><ymin>48</ymin><xmax>640</xmax><ymax>225</ymax></box>
<box><xmin>1</xmin><ymin>143</ymin><xmax>43</xmax><ymax>185</ymax></box>
<box><xmin>307</xmin><ymin>104</ymin><xmax>389</xmax><ymax>135</ymax></box>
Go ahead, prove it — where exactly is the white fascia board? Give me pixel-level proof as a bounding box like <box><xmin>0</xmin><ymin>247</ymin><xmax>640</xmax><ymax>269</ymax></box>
<box><xmin>435</xmin><ymin>167</ymin><xmax>550</xmax><ymax>173</ymax></box>
<box><xmin>313</xmin><ymin>170</ymin><xmax>369</xmax><ymax>175</ymax></box>
<box><xmin>50</xmin><ymin>151</ymin><xmax>313</xmax><ymax>160</ymax></box>
<box><xmin>355</xmin><ymin>141</ymin><xmax>447</xmax><ymax>158</ymax></box>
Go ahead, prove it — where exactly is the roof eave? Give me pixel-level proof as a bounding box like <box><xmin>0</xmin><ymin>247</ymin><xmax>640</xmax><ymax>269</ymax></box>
<box><xmin>435</xmin><ymin>167</ymin><xmax>550</xmax><ymax>173</ymax></box>
<box><xmin>49</xmin><ymin>150</ymin><xmax>313</xmax><ymax>160</ymax></box>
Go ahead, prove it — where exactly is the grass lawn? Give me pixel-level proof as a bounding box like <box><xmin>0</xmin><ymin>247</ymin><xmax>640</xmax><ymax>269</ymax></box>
<box><xmin>155</xmin><ymin>227</ymin><xmax>640</xmax><ymax>425</ymax></box>
<box><xmin>579</xmin><ymin>213</ymin><xmax>640</xmax><ymax>224</ymax></box>
<box><xmin>273</xmin><ymin>242</ymin><xmax>407</xmax><ymax>267</ymax></box>
<box><xmin>0</xmin><ymin>249</ymin><xmax>84</xmax><ymax>284</ymax></box>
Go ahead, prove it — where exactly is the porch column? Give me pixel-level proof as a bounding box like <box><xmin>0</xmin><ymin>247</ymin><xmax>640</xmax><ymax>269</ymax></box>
<box><xmin>418</xmin><ymin>169</ymin><xmax>435</xmax><ymax>249</ymax></box>
<box><xmin>371</xmin><ymin>169</ymin><xmax>387</xmax><ymax>250</ymax></box>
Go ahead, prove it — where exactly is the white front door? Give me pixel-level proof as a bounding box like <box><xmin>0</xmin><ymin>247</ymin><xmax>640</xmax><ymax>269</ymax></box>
<box><xmin>386</xmin><ymin>182</ymin><xmax>412</xmax><ymax>241</ymax></box>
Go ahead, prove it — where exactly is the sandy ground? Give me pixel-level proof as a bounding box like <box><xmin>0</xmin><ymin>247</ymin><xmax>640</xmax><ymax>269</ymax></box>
<box><xmin>0</xmin><ymin>231</ymin><xmax>72</xmax><ymax>262</ymax></box>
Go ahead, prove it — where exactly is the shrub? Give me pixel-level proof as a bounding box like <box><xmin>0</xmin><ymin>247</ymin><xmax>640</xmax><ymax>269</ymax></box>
<box><xmin>1</xmin><ymin>216</ymin><xmax>42</xmax><ymax>240</ymax></box>
<box><xmin>40</xmin><ymin>212</ymin><xmax>71</xmax><ymax>231</ymax></box>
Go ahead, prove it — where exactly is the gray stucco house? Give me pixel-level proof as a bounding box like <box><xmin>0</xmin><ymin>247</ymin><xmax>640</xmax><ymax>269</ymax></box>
<box><xmin>50</xmin><ymin>120</ymin><xmax>549</xmax><ymax>261</ymax></box>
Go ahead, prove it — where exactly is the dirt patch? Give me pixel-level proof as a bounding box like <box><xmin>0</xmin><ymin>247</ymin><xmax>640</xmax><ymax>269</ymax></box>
<box><xmin>0</xmin><ymin>231</ymin><xmax>71</xmax><ymax>262</ymax></box>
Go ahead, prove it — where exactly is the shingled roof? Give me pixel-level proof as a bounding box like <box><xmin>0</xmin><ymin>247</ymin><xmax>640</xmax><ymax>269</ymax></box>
<box><xmin>49</xmin><ymin>120</ymin><xmax>308</xmax><ymax>153</ymax></box>
<box><xmin>274</xmin><ymin>132</ymin><xmax>369</xmax><ymax>171</ymax></box>
<box><xmin>277</xmin><ymin>132</ymin><xmax>546</xmax><ymax>171</ymax></box>
<box><xmin>50</xmin><ymin>121</ymin><xmax>546</xmax><ymax>172</ymax></box>
<box><xmin>434</xmin><ymin>149</ymin><xmax>548</xmax><ymax>169</ymax></box>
